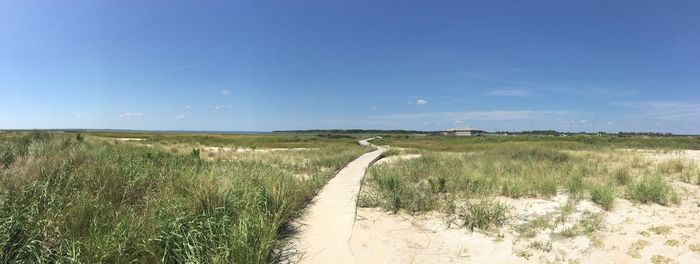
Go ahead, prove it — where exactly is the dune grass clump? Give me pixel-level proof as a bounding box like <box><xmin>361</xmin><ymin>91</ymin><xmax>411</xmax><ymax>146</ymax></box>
<box><xmin>590</xmin><ymin>183</ymin><xmax>616</xmax><ymax>210</ymax></box>
<box><xmin>460</xmin><ymin>199</ymin><xmax>509</xmax><ymax>231</ymax></box>
<box><xmin>656</xmin><ymin>158</ymin><xmax>687</xmax><ymax>174</ymax></box>
<box><xmin>626</xmin><ymin>175</ymin><xmax>678</xmax><ymax>205</ymax></box>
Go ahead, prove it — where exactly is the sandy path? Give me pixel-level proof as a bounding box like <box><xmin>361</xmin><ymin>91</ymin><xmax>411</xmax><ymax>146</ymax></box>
<box><xmin>289</xmin><ymin>139</ymin><xmax>384</xmax><ymax>264</ymax></box>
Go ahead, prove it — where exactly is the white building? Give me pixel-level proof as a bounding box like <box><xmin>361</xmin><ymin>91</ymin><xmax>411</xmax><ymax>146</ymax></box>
<box><xmin>443</xmin><ymin>127</ymin><xmax>485</xmax><ymax>136</ymax></box>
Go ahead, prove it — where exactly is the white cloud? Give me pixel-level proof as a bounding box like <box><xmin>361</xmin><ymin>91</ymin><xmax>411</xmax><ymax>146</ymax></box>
<box><xmin>484</xmin><ymin>89</ymin><xmax>531</xmax><ymax>97</ymax></box>
<box><xmin>371</xmin><ymin>110</ymin><xmax>574</xmax><ymax>122</ymax></box>
<box><xmin>176</xmin><ymin>114</ymin><xmax>186</xmax><ymax>119</ymax></box>
<box><xmin>221</xmin><ymin>89</ymin><xmax>230</xmax><ymax>95</ymax></box>
<box><xmin>212</xmin><ymin>105</ymin><xmax>233</xmax><ymax>113</ymax></box>
<box><xmin>185</xmin><ymin>105</ymin><xmax>192</xmax><ymax>109</ymax></box>
<box><xmin>416</xmin><ymin>99</ymin><xmax>428</xmax><ymax>105</ymax></box>
<box><xmin>118</xmin><ymin>112</ymin><xmax>144</xmax><ymax>118</ymax></box>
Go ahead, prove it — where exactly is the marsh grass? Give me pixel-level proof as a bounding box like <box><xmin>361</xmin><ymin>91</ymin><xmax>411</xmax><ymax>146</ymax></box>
<box><xmin>0</xmin><ymin>132</ymin><xmax>366</xmax><ymax>263</ymax></box>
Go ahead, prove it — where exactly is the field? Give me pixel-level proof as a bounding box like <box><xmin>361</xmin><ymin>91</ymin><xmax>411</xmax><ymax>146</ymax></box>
<box><xmin>0</xmin><ymin>131</ymin><xmax>367</xmax><ymax>263</ymax></box>
<box><xmin>356</xmin><ymin>135</ymin><xmax>700</xmax><ymax>263</ymax></box>
<box><xmin>3</xmin><ymin>132</ymin><xmax>700</xmax><ymax>263</ymax></box>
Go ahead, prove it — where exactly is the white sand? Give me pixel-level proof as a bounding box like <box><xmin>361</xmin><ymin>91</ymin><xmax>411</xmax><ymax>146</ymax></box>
<box><xmin>374</xmin><ymin>154</ymin><xmax>421</xmax><ymax>165</ymax></box>
<box><xmin>112</xmin><ymin>137</ymin><xmax>146</xmax><ymax>141</ymax></box>
<box><xmin>346</xmin><ymin>150</ymin><xmax>700</xmax><ymax>263</ymax></box>
<box><xmin>350</xmin><ymin>185</ymin><xmax>700</xmax><ymax>263</ymax></box>
<box><xmin>202</xmin><ymin>146</ymin><xmax>316</xmax><ymax>153</ymax></box>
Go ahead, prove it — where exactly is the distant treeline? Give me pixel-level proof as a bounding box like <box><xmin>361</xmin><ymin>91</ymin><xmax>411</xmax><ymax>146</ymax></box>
<box><xmin>275</xmin><ymin>129</ymin><xmax>685</xmax><ymax>136</ymax></box>
<box><xmin>273</xmin><ymin>129</ymin><xmax>433</xmax><ymax>134</ymax></box>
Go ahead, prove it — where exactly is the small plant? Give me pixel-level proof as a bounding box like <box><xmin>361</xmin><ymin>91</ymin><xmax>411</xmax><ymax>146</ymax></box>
<box><xmin>460</xmin><ymin>199</ymin><xmax>508</xmax><ymax>231</ymax></box>
<box><xmin>190</xmin><ymin>148</ymin><xmax>201</xmax><ymax>159</ymax></box>
<box><xmin>626</xmin><ymin>175</ymin><xmax>678</xmax><ymax>205</ymax></box>
<box><xmin>75</xmin><ymin>132</ymin><xmax>84</xmax><ymax>142</ymax></box>
<box><xmin>664</xmin><ymin>239</ymin><xmax>680</xmax><ymax>247</ymax></box>
<box><xmin>567</xmin><ymin>173</ymin><xmax>584</xmax><ymax>197</ymax></box>
<box><xmin>648</xmin><ymin>226</ymin><xmax>672</xmax><ymax>235</ymax></box>
<box><xmin>515</xmin><ymin>216</ymin><xmax>550</xmax><ymax>238</ymax></box>
<box><xmin>428</xmin><ymin>177</ymin><xmax>447</xmax><ymax>193</ymax></box>
<box><xmin>627</xmin><ymin>239</ymin><xmax>651</xmax><ymax>258</ymax></box>
<box><xmin>613</xmin><ymin>168</ymin><xmax>631</xmax><ymax>186</ymax></box>
<box><xmin>651</xmin><ymin>255</ymin><xmax>674</xmax><ymax>264</ymax></box>
<box><xmin>558</xmin><ymin>212</ymin><xmax>603</xmax><ymax>238</ymax></box>
<box><xmin>590</xmin><ymin>183</ymin><xmax>615</xmax><ymax>210</ymax></box>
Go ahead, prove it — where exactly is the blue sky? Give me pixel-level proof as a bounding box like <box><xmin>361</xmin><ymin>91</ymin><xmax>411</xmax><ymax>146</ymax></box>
<box><xmin>1</xmin><ymin>1</ymin><xmax>698</xmax><ymax>133</ymax></box>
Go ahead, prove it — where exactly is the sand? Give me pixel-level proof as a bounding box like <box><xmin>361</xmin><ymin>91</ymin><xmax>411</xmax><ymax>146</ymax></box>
<box><xmin>202</xmin><ymin>146</ymin><xmax>316</xmax><ymax>153</ymax></box>
<box><xmin>346</xmin><ymin>150</ymin><xmax>700</xmax><ymax>264</ymax></box>
<box><xmin>349</xmin><ymin>184</ymin><xmax>700</xmax><ymax>263</ymax></box>
<box><xmin>374</xmin><ymin>154</ymin><xmax>421</xmax><ymax>165</ymax></box>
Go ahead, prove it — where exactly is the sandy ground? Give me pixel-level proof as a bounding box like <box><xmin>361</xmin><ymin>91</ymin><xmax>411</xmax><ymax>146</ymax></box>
<box><xmin>112</xmin><ymin>137</ymin><xmax>146</xmax><ymax>141</ymax></box>
<box><xmin>350</xmin><ymin>184</ymin><xmax>700</xmax><ymax>263</ymax></box>
<box><xmin>625</xmin><ymin>149</ymin><xmax>700</xmax><ymax>163</ymax></box>
<box><xmin>202</xmin><ymin>146</ymin><xmax>317</xmax><ymax>153</ymax></box>
<box><xmin>285</xmin><ymin>139</ymin><xmax>385</xmax><ymax>264</ymax></box>
<box><xmin>374</xmin><ymin>154</ymin><xmax>421</xmax><ymax>165</ymax></box>
<box><xmin>346</xmin><ymin>151</ymin><xmax>700</xmax><ymax>264</ymax></box>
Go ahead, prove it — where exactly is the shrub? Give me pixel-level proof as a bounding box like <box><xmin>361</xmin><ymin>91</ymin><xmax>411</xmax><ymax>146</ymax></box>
<box><xmin>626</xmin><ymin>175</ymin><xmax>678</xmax><ymax>205</ymax></box>
<box><xmin>590</xmin><ymin>183</ymin><xmax>615</xmax><ymax>210</ymax></box>
<box><xmin>460</xmin><ymin>199</ymin><xmax>509</xmax><ymax>231</ymax></box>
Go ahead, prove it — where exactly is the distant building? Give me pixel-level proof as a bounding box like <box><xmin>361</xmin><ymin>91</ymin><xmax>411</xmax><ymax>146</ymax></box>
<box><xmin>443</xmin><ymin>127</ymin><xmax>485</xmax><ymax>136</ymax></box>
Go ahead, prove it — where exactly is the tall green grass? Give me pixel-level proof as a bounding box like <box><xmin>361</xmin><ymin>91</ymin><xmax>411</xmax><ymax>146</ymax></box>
<box><xmin>626</xmin><ymin>175</ymin><xmax>679</xmax><ymax>205</ymax></box>
<box><xmin>0</xmin><ymin>132</ymin><xmax>365</xmax><ymax>263</ymax></box>
<box><xmin>372</xmin><ymin>134</ymin><xmax>700</xmax><ymax>151</ymax></box>
<box><xmin>360</xmin><ymin>142</ymin><xmax>686</xmax><ymax>215</ymax></box>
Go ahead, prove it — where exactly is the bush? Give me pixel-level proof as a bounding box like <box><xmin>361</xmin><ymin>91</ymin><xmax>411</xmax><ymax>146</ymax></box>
<box><xmin>626</xmin><ymin>175</ymin><xmax>678</xmax><ymax>205</ymax></box>
<box><xmin>460</xmin><ymin>199</ymin><xmax>509</xmax><ymax>231</ymax></box>
<box><xmin>590</xmin><ymin>184</ymin><xmax>615</xmax><ymax>210</ymax></box>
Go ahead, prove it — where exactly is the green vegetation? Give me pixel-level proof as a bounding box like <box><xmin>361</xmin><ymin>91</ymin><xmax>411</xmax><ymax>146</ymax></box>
<box><xmin>459</xmin><ymin>199</ymin><xmax>509</xmax><ymax>231</ymax></box>
<box><xmin>626</xmin><ymin>175</ymin><xmax>679</xmax><ymax>205</ymax></box>
<box><xmin>372</xmin><ymin>134</ymin><xmax>700</xmax><ymax>151</ymax></box>
<box><xmin>84</xmin><ymin>131</ymin><xmax>360</xmax><ymax>149</ymax></box>
<box><xmin>557</xmin><ymin>212</ymin><xmax>604</xmax><ymax>238</ymax></box>
<box><xmin>361</xmin><ymin>145</ymin><xmax>660</xmax><ymax>212</ymax></box>
<box><xmin>361</xmin><ymin>133</ymin><xmax>700</xmax><ymax>218</ymax></box>
<box><xmin>0</xmin><ymin>132</ymin><xmax>367</xmax><ymax>263</ymax></box>
<box><xmin>590</xmin><ymin>183</ymin><xmax>616</xmax><ymax>210</ymax></box>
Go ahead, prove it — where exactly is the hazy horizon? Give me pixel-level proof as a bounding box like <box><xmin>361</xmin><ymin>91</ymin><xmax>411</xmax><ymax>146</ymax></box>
<box><xmin>2</xmin><ymin>1</ymin><xmax>698</xmax><ymax>134</ymax></box>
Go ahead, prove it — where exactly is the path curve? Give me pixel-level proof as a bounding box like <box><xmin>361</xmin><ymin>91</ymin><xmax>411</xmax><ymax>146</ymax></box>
<box><xmin>290</xmin><ymin>138</ymin><xmax>384</xmax><ymax>264</ymax></box>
